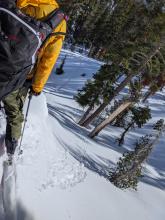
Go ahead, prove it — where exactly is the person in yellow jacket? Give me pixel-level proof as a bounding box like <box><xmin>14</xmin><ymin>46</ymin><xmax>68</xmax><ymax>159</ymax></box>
<box><xmin>3</xmin><ymin>0</ymin><xmax>66</xmax><ymax>157</ymax></box>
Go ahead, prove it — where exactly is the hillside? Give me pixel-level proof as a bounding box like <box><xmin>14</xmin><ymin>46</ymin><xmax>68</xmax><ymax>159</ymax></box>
<box><xmin>0</xmin><ymin>49</ymin><xmax>165</xmax><ymax>220</ymax></box>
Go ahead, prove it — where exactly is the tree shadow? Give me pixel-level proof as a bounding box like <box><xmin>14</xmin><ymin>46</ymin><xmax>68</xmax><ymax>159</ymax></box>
<box><xmin>48</xmin><ymin>103</ymin><xmax>92</xmax><ymax>142</ymax></box>
<box><xmin>45</xmin><ymin>51</ymin><xmax>165</xmax><ymax>190</ymax></box>
<box><xmin>142</xmin><ymin>175</ymin><xmax>165</xmax><ymax>190</ymax></box>
<box><xmin>47</xmin><ymin>103</ymin><xmax>83</xmax><ymax>123</ymax></box>
<box><xmin>44</xmin><ymin>89</ymin><xmax>73</xmax><ymax>100</ymax></box>
<box><xmin>47</xmin><ymin>102</ymin><xmax>165</xmax><ymax>190</ymax></box>
<box><xmin>48</xmin><ymin>103</ymin><xmax>115</xmax><ymax>179</ymax></box>
<box><xmin>55</xmin><ymin>135</ymin><xmax>115</xmax><ymax>179</ymax></box>
<box><xmin>94</xmin><ymin>133</ymin><xmax>126</xmax><ymax>154</ymax></box>
<box><xmin>149</xmin><ymin>91</ymin><xmax>165</xmax><ymax>101</ymax></box>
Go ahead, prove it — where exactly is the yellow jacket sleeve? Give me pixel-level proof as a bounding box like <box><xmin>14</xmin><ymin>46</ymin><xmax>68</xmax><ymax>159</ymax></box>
<box><xmin>32</xmin><ymin>19</ymin><xmax>66</xmax><ymax>93</ymax></box>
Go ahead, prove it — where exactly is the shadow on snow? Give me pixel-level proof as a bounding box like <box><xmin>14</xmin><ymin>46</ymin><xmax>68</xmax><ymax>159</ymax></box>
<box><xmin>47</xmin><ymin>102</ymin><xmax>165</xmax><ymax>190</ymax></box>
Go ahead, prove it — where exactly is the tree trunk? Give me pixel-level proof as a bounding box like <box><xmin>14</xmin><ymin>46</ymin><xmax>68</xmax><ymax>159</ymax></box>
<box><xmin>117</xmin><ymin>122</ymin><xmax>134</xmax><ymax>146</ymax></box>
<box><xmin>88</xmin><ymin>45</ymin><xmax>100</xmax><ymax>58</ymax></box>
<box><xmin>142</xmin><ymin>90</ymin><xmax>153</xmax><ymax>103</ymax></box>
<box><xmin>81</xmin><ymin>102</ymin><xmax>108</xmax><ymax>127</ymax></box>
<box><xmin>89</xmin><ymin>101</ymin><xmax>133</xmax><ymax>138</ymax></box>
<box><xmin>78</xmin><ymin>96</ymin><xmax>100</xmax><ymax>125</ymax></box>
<box><xmin>81</xmin><ymin>73</ymin><xmax>134</xmax><ymax>127</ymax></box>
<box><xmin>78</xmin><ymin>104</ymin><xmax>94</xmax><ymax>125</ymax></box>
<box><xmin>95</xmin><ymin>48</ymin><xmax>107</xmax><ymax>60</ymax></box>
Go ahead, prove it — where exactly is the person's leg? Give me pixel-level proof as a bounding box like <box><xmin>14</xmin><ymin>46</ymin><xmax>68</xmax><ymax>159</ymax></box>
<box><xmin>3</xmin><ymin>87</ymin><xmax>29</xmax><ymax>154</ymax></box>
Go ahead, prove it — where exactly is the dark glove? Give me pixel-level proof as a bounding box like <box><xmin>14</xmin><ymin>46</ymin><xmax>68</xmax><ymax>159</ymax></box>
<box><xmin>29</xmin><ymin>86</ymin><xmax>41</xmax><ymax>96</ymax></box>
<box><xmin>24</xmin><ymin>79</ymin><xmax>33</xmax><ymax>89</ymax></box>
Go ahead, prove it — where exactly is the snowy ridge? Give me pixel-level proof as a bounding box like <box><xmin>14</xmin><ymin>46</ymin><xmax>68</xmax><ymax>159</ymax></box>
<box><xmin>15</xmin><ymin>95</ymin><xmax>86</xmax><ymax>191</ymax></box>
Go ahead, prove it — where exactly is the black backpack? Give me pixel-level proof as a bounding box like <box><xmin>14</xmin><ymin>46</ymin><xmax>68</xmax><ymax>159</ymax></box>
<box><xmin>0</xmin><ymin>1</ymin><xmax>66</xmax><ymax>100</ymax></box>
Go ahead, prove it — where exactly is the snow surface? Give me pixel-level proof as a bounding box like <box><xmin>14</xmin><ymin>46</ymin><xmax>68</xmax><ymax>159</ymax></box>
<box><xmin>0</xmin><ymin>49</ymin><xmax>165</xmax><ymax>220</ymax></box>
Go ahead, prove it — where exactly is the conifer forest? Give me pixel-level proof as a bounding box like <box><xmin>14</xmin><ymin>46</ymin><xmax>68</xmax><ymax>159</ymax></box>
<box><xmin>59</xmin><ymin>0</ymin><xmax>165</xmax><ymax>189</ymax></box>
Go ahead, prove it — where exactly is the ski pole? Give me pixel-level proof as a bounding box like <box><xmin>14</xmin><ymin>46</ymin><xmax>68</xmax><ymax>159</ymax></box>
<box><xmin>18</xmin><ymin>94</ymin><xmax>32</xmax><ymax>154</ymax></box>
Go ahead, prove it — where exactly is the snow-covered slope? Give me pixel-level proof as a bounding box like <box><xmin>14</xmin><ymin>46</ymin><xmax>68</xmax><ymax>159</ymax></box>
<box><xmin>0</xmin><ymin>50</ymin><xmax>165</xmax><ymax>220</ymax></box>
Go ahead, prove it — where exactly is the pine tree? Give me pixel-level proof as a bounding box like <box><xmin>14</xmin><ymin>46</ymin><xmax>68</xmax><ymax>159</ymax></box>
<box><xmin>142</xmin><ymin>63</ymin><xmax>165</xmax><ymax>102</ymax></box>
<box><xmin>87</xmin><ymin>1</ymin><xmax>115</xmax><ymax>57</ymax></box>
<box><xmin>117</xmin><ymin>106</ymin><xmax>151</xmax><ymax>146</ymax></box>
<box><xmin>77</xmin><ymin>0</ymin><xmax>165</xmax><ymax>127</ymax></box>
<box><xmin>60</xmin><ymin>0</ymin><xmax>165</xmax><ymax>53</ymax></box>
<box><xmin>76</xmin><ymin>63</ymin><xmax>122</xmax><ymax>125</ymax></box>
<box><xmin>82</xmin><ymin>43</ymin><xmax>164</xmax><ymax>127</ymax></box>
<box><xmin>88</xmin><ymin>77</ymin><xmax>143</xmax><ymax>138</ymax></box>
<box><xmin>87</xmin><ymin>60</ymin><xmax>163</xmax><ymax>138</ymax></box>
<box><xmin>109</xmin><ymin>119</ymin><xmax>165</xmax><ymax>190</ymax></box>
<box><xmin>92</xmin><ymin>0</ymin><xmax>135</xmax><ymax>61</ymax></box>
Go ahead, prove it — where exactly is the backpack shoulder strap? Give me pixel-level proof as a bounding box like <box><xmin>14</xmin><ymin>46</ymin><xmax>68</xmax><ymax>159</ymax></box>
<box><xmin>39</xmin><ymin>9</ymin><xmax>67</xmax><ymax>48</ymax></box>
<box><xmin>50</xmin><ymin>32</ymin><xmax>66</xmax><ymax>36</ymax></box>
<box><xmin>40</xmin><ymin>31</ymin><xmax>66</xmax><ymax>50</ymax></box>
<box><xmin>44</xmin><ymin>8</ymin><xmax>66</xmax><ymax>31</ymax></box>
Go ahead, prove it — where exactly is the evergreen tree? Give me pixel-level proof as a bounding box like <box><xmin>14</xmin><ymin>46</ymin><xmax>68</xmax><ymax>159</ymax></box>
<box><xmin>80</xmin><ymin>30</ymin><xmax>165</xmax><ymax>127</ymax></box>
<box><xmin>142</xmin><ymin>64</ymin><xmax>165</xmax><ymax>102</ymax></box>
<box><xmin>109</xmin><ymin>119</ymin><xmax>165</xmax><ymax>190</ymax></box>
<box><xmin>60</xmin><ymin>0</ymin><xmax>165</xmax><ymax>53</ymax></box>
<box><xmin>76</xmin><ymin>63</ymin><xmax>123</xmax><ymax>125</ymax></box>
<box><xmin>117</xmin><ymin>106</ymin><xmax>151</xmax><ymax>146</ymax></box>
<box><xmin>88</xmin><ymin>77</ymin><xmax>143</xmax><ymax>138</ymax></box>
<box><xmin>77</xmin><ymin>0</ymin><xmax>165</xmax><ymax>126</ymax></box>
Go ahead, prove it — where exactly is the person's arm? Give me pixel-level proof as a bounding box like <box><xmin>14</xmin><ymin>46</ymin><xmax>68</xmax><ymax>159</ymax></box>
<box><xmin>32</xmin><ymin>20</ymin><xmax>66</xmax><ymax>93</ymax></box>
